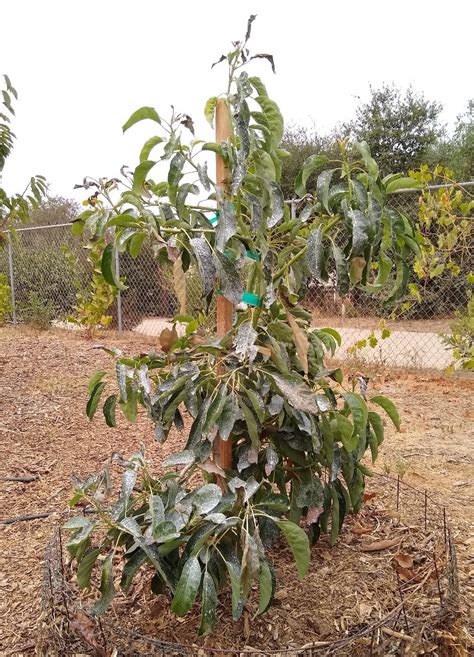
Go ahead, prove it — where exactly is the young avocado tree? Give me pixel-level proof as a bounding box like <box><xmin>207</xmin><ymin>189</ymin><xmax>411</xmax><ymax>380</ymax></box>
<box><xmin>66</xmin><ymin>18</ymin><xmax>419</xmax><ymax>634</ymax></box>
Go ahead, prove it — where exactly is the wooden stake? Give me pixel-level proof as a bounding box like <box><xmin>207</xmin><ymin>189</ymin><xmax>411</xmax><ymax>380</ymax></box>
<box><xmin>214</xmin><ymin>98</ymin><xmax>233</xmax><ymax>471</ymax></box>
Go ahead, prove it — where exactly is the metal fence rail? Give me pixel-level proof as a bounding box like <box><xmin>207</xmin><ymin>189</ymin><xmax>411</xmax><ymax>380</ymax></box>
<box><xmin>1</xmin><ymin>184</ymin><xmax>472</xmax><ymax>371</ymax></box>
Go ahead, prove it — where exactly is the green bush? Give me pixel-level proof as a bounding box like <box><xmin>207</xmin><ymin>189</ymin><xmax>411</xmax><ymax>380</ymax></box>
<box><xmin>0</xmin><ymin>274</ymin><xmax>12</xmax><ymax>324</ymax></box>
<box><xmin>12</xmin><ymin>243</ymin><xmax>83</xmax><ymax>320</ymax></box>
<box><xmin>20</xmin><ymin>291</ymin><xmax>56</xmax><ymax>329</ymax></box>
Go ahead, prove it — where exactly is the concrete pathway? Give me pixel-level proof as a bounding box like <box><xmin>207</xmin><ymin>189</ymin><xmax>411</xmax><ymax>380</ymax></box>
<box><xmin>133</xmin><ymin>317</ymin><xmax>453</xmax><ymax>370</ymax></box>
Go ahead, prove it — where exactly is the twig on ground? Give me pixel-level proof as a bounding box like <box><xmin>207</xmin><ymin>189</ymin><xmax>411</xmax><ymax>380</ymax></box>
<box><xmin>0</xmin><ymin>475</ymin><xmax>38</xmax><ymax>483</ymax></box>
<box><xmin>1</xmin><ymin>512</ymin><xmax>57</xmax><ymax>525</ymax></box>
<box><xmin>382</xmin><ymin>626</ymin><xmax>414</xmax><ymax>641</ymax></box>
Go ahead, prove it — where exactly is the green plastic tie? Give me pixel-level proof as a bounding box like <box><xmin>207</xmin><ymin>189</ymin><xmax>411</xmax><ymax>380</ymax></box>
<box><xmin>241</xmin><ymin>291</ymin><xmax>262</xmax><ymax>307</ymax></box>
<box><xmin>216</xmin><ymin>290</ymin><xmax>262</xmax><ymax>307</ymax></box>
<box><xmin>245</xmin><ymin>250</ymin><xmax>260</xmax><ymax>261</ymax></box>
<box><xmin>209</xmin><ymin>211</ymin><xmax>220</xmax><ymax>225</ymax></box>
<box><xmin>223</xmin><ymin>248</ymin><xmax>260</xmax><ymax>262</ymax></box>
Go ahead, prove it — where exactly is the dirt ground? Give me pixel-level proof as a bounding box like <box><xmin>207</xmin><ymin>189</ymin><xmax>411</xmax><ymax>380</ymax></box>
<box><xmin>0</xmin><ymin>326</ymin><xmax>472</xmax><ymax>655</ymax></box>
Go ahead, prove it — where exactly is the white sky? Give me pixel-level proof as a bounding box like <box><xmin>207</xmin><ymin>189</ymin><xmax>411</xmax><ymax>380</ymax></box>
<box><xmin>1</xmin><ymin>0</ymin><xmax>473</xmax><ymax>201</ymax></box>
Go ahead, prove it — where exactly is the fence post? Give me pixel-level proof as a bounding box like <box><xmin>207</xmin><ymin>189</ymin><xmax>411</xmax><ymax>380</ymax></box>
<box><xmin>7</xmin><ymin>240</ymin><xmax>17</xmax><ymax>324</ymax></box>
<box><xmin>115</xmin><ymin>248</ymin><xmax>123</xmax><ymax>332</ymax></box>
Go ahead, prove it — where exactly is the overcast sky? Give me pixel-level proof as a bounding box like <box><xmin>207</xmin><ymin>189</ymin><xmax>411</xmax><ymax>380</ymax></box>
<box><xmin>1</xmin><ymin>0</ymin><xmax>472</xmax><ymax>202</ymax></box>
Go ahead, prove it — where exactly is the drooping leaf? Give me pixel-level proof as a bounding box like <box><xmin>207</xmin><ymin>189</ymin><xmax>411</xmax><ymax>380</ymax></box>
<box><xmin>257</xmin><ymin>559</ymin><xmax>276</xmax><ymax>615</ymax></box>
<box><xmin>286</xmin><ymin>310</ymin><xmax>309</xmax><ymax>375</ymax></box>
<box><xmin>268</xmin><ymin>181</ymin><xmax>284</xmax><ymax>227</ymax></box>
<box><xmin>202</xmin><ymin>384</ymin><xmax>227</xmax><ymax>435</ymax></box>
<box><xmin>189</xmin><ymin>238</ymin><xmax>216</xmax><ymax>298</ymax></box>
<box><xmin>349</xmin><ymin>210</ymin><xmax>369</xmax><ymax>257</ymax></box>
<box><xmin>335</xmin><ymin>413</ymin><xmax>356</xmax><ymax>452</ymax></box>
<box><xmin>198</xmin><ymin>571</ymin><xmax>217</xmax><ymax>635</ymax></box>
<box><xmin>250</xmin><ymin>53</ymin><xmax>276</xmax><ymax>73</ymax></box>
<box><xmin>246</xmin><ymin>389</ymin><xmax>265</xmax><ymax>423</ymax></box>
<box><xmin>243</xmin><ymin>192</ymin><xmax>263</xmax><ymax>232</ymax></box>
<box><xmin>163</xmin><ymin>450</ymin><xmax>195</xmax><ymax>467</ymax></box>
<box><xmin>239</xmin><ymin>399</ymin><xmax>259</xmax><ymax>449</ymax></box>
<box><xmin>384</xmin><ymin>258</ymin><xmax>410</xmax><ymax>306</ymax></box>
<box><xmin>197</xmin><ymin>161</ymin><xmax>211</xmax><ymax>191</ymax></box>
<box><xmin>218</xmin><ymin>392</ymin><xmax>238</xmax><ymax>440</ymax></box>
<box><xmin>103</xmin><ymin>394</ymin><xmax>117</xmax><ymax>427</ymax></box>
<box><xmin>189</xmin><ymin>484</ymin><xmax>222</xmax><ymax>515</ymax></box>
<box><xmin>77</xmin><ymin>548</ymin><xmax>101</xmax><ymax>589</ymax></box>
<box><xmin>120</xmin><ymin>549</ymin><xmax>148</xmax><ymax>593</ymax></box>
<box><xmin>343</xmin><ymin>392</ymin><xmax>368</xmax><ymax>438</ymax></box>
<box><xmin>317</xmin><ymin>169</ymin><xmax>336</xmax><ymax>213</ymax></box>
<box><xmin>329</xmin><ymin>485</ymin><xmax>340</xmax><ymax>547</ymax></box>
<box><xmin>139</xmin><ymin>136</ymin><xmax>164</xmax><ymax>162</ymax></box>
<box><xmin>154</xmin><ymin>521</ymin><xmax>181</xmax><ymax>544</ymax></box>
<box><xmin>306</xmin><ymin>227</ymin><xmax>327</xmax><ymax>282</ymax></box>
<box><xmin>234</xmin><ymin>321</ymin><xmax>258</xmax><ymax>360</ymax></box>
<box><xmin>255</xmin><ymin>96</ymin><xmax>284</xmax><ymax>145</ymax></box>
<box><xmin>86</xmin><ymin>382</ymin><xmax>106</xmax><ymax>420</ymax></box>
<box><xmin>215</xmin><ymin>252</ymin><xmax>243</xmax><ymax>305</ymax></box>
<box><xmin>91</xmin><ymin>555</ymin><xmax>116</xmax><ymax>615</ymax></box>
<box><xmin>121</xmin><ymin>466</ymin><xmax>138</xmax><ymax>507</ymax></box>
<box><xmin>149</xmin><ymin>494</ymin><xmax>165</xmax><ymax>534</ymax></box>
<box><xmin>119</xmin><ymin>518</ymin><xmax>176</xmax><ymax>589</ymax></box>
<box><xmin>122</xmin><ymin>106</ymin><xmax>161</xmax><ymax>132</ymax></box>
<box><xmin>241</xmin><ymin>531</ymin><xmax>260</xmax><ymax>598</ymax></box>
<box><xmin>101</xmin><ymin>243</ymin><xmax>121</xmax><ymax>288</ymax></box>
<box><xmin>220</xmin><ymin>544</ymin><xmax>243</xmax><ymax>620</ymax></box>
<box><xmin>295</xmin><ymin>154</ymin><xmax>329</xmax><ymax>197</ymax></box>
<box><xmin>204</xmin><ymin>96</ymin><xmax>218</xmax><ymax>127</ymax></box>
<box><xmin>168</xmin><ymin>153</ymin><xmax>186</xmax><ymax>202</ymax></box>
<box><xmin>386</xmin><ymin>176</ymin><xmax>421</xmax><ymax>193</ymax></box>
<box><xmin>171</xmin><ymin>556</ymin><xmax>202</xmax><ymax>616</ymax></box>
<box><xmin>132</xmin><ymin>160</ymin><xmax>157</xmax><ymax>194</ymax></box>
<box><xmin>368</xmin><ymin>411</ymin><xmax>384</xmax><ymax>445</ymax></box>
<box><xmin>88</xmin><ymin>370</ymin><xmax>106</xmax><ymax>394</ymax></box>
<box><xmin>332</xmin><ymin>244</ymin><xmax>350</xmax><ymax>294</ymax></box>
<box><xmin>319</xmin><ymin>327</ymin><xmax>342</xmax><ymax>347</ymax></box>
<box><xmin>275</xmin><ymin>520</ymin><xmax>310</xmax><ymax>578</ymax></box>
<box><xmin>268</xmin><ymin>371</ymin><xmax>319</xmax><ymax>415</ymax></box>
<box><xmin>215</xmin><ymin>200</ymin><xmax>236</xmax><ymax>252</ymax></box>
<box><xmin>186</xmin><ymin>396</ymin><xmax>212</xmax><ymax>450</ymax></box>
<box><xmin>355</xmin><ymin>141</ymin><xmax>379</xmax><ymax>180</ymax></box>
<box><xmin>368</xmin><ymin>430</ymin><xmax>378</xmax><ymax>463</ymax></box>
<box><xmin>370</xmin><ymin>395</ymin><xmax>400</xmax><ymax>431</ymax></box>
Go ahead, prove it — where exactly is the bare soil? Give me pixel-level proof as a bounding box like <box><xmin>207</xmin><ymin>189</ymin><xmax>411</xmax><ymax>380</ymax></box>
<box><xmin>0</xmin><ymin>327</ymin><xmax>472</xmax><ymax>655</ymax></box>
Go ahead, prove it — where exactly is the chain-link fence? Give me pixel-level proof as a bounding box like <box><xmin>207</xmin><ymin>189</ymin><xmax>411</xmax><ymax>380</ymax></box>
<box><xmin>1</xmin><ymin>184</ymin><xmax>472</xmax><ymax>371</ymax></box>
<box><xmin>304</xmin><ymin>183</ymin><xmax>473</xmax><ymax>370</ymax></box>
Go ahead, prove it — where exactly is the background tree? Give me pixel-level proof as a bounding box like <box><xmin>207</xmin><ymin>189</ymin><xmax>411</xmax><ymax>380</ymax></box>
<box><xmin>0</xmin><ymin>75</ymin><xmax>46</xmax><ymax>236</ymax></box>
<box><xmin>345</xmin><ymin>84</ymin><xmax>443</xmax><ymax>177</ymax></box>
<box><xmin>29</xmin><ymin>195</ymin><xmax>79</xmax><ymax>226</ymax></box>
<box><xmin>446</xmin><ymin>99</ymin><xmax>474</xmax><ymax>181</ymax></box>
<box><xmin>279</xmin><ymin>124</ymin><xmax>335</xmax><ymax>199</ymax></box>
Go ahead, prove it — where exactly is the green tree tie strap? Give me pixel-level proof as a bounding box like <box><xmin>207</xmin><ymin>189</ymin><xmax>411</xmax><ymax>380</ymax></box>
<box><xmin>217</xmin><ymin>290</ymin><xmax>262</xmax><ymax>307</ymax></box>
<box><xmin>223</xmin><ymin>248</ymin><xmax>260</xmax><ymax>262</ymax></box>
<box><xmin>241</xmin><ymin>291</ymin><xmax>262</xmax><ymax>306</ymax></box>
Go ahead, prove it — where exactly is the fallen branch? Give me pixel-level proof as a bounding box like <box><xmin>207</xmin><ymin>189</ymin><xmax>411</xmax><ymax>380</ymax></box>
<box><xmin>0</xmin><ymin>512</ymin><xmax>57</xmax><ymax>525</ymax></box>
<box><xmin>0</xmin><ymin>475</ymin><xmax>38</xmax><ymax>483</ymax></box>
<box><xmin>382</xmin><ymin>626</ymin><xmax>414</xmax><ymax>642</ymax></box>
<box><xmin>0</xmin><ymin>507</ymin><xmax>97</xmax><ymax>525</ymax></box>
